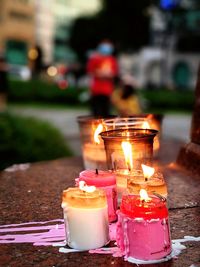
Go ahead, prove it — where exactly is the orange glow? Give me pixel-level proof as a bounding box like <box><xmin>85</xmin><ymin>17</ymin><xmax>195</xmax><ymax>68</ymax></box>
<box><xmin>140</xmin><ymin>189</ymin><xmax>151</xmax><ymax>202</ymax></box>
<box><xmin>141</xmin><ymin>164</ymin><xmax>155</xmax><ymax>179</ymax></box>
<box><xmin>28</xmin><ymin>48</ymin><xmax>38</xmax><ymax>60</ymax></box>
<box><xmin>94</xmin><ymin>124</ymin><xmax>104</xmax><ymax>144</ymax></box>
<box><xmin>47</xmin><ymin>66</ymin><xmax>57</xmax><ymax>77</ymax></box>
<box><xmin>79</xmin><ymin>181</ymin><xmax>96</xmax><ymax>193</ymax></box>
<box><xmin>142</xmin><ymin>121</ymin><xmax>151</xmax><ymax>129</ymax></box>
<box><xmin>121</xmin><ymin>141</ymin><xmax>133</xmax><ymax>171</ymax></box>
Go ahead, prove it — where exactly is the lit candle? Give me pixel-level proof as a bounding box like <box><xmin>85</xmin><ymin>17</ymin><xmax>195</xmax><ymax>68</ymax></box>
<box><xmin>117</xmin><ymin>189</ymin><xmax>171</xmax><ymax>261</ymax></box>
<box><xmin>62</xmin><ymin>182</ymin><xmax>109</xmax><ymax>250</ymax></box>
<box><xmin>77</xmin><ymin>169</ymin><xmax>117</xmax><ymax>222</ymax></box>
<box><xmin>142</xmin><ymin>114</ymin><xmax>163</xmax><ymax>155</ymax></box>
<box><xmin>113</xmin><ymin>141</ymin><xmax>133</xmax><ymax>201</ymax></box>
<box><xmin>127</xmin><ymin>164</ymin><xmax>168</xmax><ymax>197</ymax></box>
<box><xmin>100</xmin><ymin>129</ymin><xmax>157</xmax><ymax>204</ymax></box>
<box><xmin>78</xmin><ymin>118</ymin><xmax>107</xmax><ymax>169</ymax></box>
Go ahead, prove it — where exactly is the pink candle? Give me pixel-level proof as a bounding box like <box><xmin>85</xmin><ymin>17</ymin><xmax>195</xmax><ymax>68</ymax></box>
<box><xmin>77</xmin><ymin>170</ymin><xmax>117</xmax><ymax>222</ymax></box>
<box><xmin>117</xmin><ymin>190</ymin><xmax>171</xmax><ymax>261</ymax></box>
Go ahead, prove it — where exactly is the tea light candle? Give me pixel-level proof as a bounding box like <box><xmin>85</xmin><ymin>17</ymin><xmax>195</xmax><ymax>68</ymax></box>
<box><xmin>127</xmin><ymin>164</ymin><xmax>168</xmax><ymax>197</ymax></box>
<box><xmin>117</xmin><ymin>189</ymin><xmax>171</xmax><ymax>261</ymax></box>
<box><xmin>77</xmin><ymin>169</ymin><xmax>117</xmax><ymax>222</ymax></box>
<box><xmin>62</xmin><ymin>183</ymin><xmax>109</xmax><ymax>250</ymax></box>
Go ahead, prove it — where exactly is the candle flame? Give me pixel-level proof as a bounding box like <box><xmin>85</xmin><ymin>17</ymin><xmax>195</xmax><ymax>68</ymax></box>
<box><xmin>140</xmin><ymin>189</ymin><xmax>151</xmax><ymax>201</ymax></box>
<box><xmin>94</xmin><ymin>124</ymin><xmax>103</xmax><ymax>144</ymax></box>
<box><xmin>141</xmin><ymin>164</ymin><xmax>155</xmax><ymax>179</ymax></box>
<box><xmin>79</xmin><ymin>181</ymin><xmax>96</xmax><ymax>193</ymax></box>
<box><xmin>121</xmin><ymin>141</ymin><xmax>133</xmax><ymax>171</ymax></box>
<box><xmin>142</xmin><ymin>121</ymin><xmax>151</xmax><ymax>129</ymax></box>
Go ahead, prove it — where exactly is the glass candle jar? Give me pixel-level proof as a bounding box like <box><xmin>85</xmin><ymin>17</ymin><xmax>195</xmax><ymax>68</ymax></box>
<box><xmin>100</xmin><ymin>128</ymin><xmax>157</xmax><ymax>200</ymax></box>
<box><xmin>117</xmin><ymin>193</ymin><xmax>171</xmax><ymax>261</ymax></box>
<box><xmin>146</xmin><ymin>114</ymin><xmax>163</xmax><ymax>155</ymax></box>
<box><xmin>104</xmin><ymin>117</ymin><xmax>147</xmax><ymax>131</ymax></box>
<box><xmin>104</xmin><ymin>115</ymin><xmax>163</xmax><ymax>156</ymax></box>
<box><xmin>77</xmin><ymin>116</ymin><xmax>108</xmax><ymax>170</ymax></box>
<box><xmin>62</xmin><ymin>187</ymin><xmax>109</xmax><ymax>250</ymax></box>
<box><xmin>127</xmin><ymin>170</ymin><xmax>168</xmax><ymax>198</ymax></box>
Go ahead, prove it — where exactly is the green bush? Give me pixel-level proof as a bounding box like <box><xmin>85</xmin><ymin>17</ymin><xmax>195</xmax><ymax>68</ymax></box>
<box><xmin>8</xmin><ymin>79</ymin><xmax>87</xmax><ymax>105</ymax></box>
<box><xmin>7</xmin><ymin>79</ymin><xmax>195</xmax><ymax>112</ymax></box>
<box><xmin>140</xmin><ymin>89</ymin><xmax>194</xmax><ymax>112</ymax></box>
<box><xmin>0</xmin><ymin>112</ymin><xmax>73</xmax><ymax>170</ymax></box>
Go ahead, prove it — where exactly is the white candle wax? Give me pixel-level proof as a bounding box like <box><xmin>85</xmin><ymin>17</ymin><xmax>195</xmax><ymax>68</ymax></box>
<box><xmin>62</xmin><ymin>187</ymin><xmax>109</xmax><ymax>251</ymax></box>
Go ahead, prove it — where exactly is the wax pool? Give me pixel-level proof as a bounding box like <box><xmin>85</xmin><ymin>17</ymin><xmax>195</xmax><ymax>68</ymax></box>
<box><xmin>78</xmin><ymin>170</ymin><xmax>117</xmax><ymax>222</ymax></box>
<box><xmin>62</xmin><ymin>187</ymin><xmax>109</xmax><ymax>250</ymax></box>
<box><xmin>117</xmin><ymin>194</ymin><xmax>171</xmax><ymax>261</ymax></box>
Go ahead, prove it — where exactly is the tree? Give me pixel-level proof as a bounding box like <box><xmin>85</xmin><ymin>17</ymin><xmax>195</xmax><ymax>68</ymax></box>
<box><xmin>69</xmin><ymin>0</ymin><xmax>151</xmax><ymax>62</ymax></box>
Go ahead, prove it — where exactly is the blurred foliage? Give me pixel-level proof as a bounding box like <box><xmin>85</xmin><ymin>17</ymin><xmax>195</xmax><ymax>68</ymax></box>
<box><xmin>140</xmin><ymin>89</ymin><xmax>194</xmax><ymax>112</ymax></box>
<box><xmin>7</xmin><ymin>79</ymin><xmax>194</xmax><ymax>112</ymax></box>
<box><xmin>69</xmin><ymin>0</ymin><xmax>150</xmax><ymax>62</ymax></box>
<box><xmin>0</xmin><ymin>112</ymin><xmax>73</xmax><ymax>170</ymax></box>
<box><xmin>8</xmin><ymin>79</ymin><xmax>87</xmax><ymax>105</ymax></box>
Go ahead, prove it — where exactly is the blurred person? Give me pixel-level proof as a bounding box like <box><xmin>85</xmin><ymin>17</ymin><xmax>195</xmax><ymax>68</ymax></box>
<box><xmin>0</xmin><ymin>55</ymin><xmax>8</xmax><ymax>112</ymax></box>
<box><xmin>111</xmin><ymin>74</ymin><xmax>142</xmax><ymax>116</ymax></box>
<box><xmin>87</xmin><ymin>40</ymin><xmax>118</xmax><ymax>117</ymax></box>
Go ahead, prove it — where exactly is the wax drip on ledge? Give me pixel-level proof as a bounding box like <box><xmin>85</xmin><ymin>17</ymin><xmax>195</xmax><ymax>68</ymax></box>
<box><xmin>1</xmin><ymin>219</ymin><xmax>200</xmax><ymax>264</ymax></box>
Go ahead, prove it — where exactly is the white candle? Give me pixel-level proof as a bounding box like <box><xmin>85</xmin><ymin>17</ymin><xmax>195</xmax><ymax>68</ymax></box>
<box><xmin>62</xmin><ymin>186</ymin><xmax>109</xmax><ymax>250</ymax></box>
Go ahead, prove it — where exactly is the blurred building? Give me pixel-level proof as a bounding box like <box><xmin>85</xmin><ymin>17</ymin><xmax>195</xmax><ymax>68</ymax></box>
<box><xmin>34</xmin><ymin>1</ymin><xmax>54</xmax><ymax>66</ymax></box>
<box><xmin>119</xmin><ymin>0</ymin><xmax>200</xmax><ymax>90</ymax></box>
<box><xmin>0</xmin><ymin>0</ymin><xmax>101</xmax><ymax>68</ymax></box>
<box><xmin>52</xmin><ymin>0</ymin><xmax>101</xmax><ymax>64</ymax></box>
<box><xmin>34</xmin><ymin>0</ymin><xmax>101</xmax><ymax>65</ymax></box>
<box><xmin>0</xmin><ymin>0</ymin><xmax>35</xmax><ymax>66</ymax></box>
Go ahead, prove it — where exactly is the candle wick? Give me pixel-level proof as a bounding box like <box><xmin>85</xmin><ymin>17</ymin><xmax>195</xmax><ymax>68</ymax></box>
<box><xmin>153</xmin><ymin>192</ymin><xmax>166</xmax><ymax>202</ymax></box>
<box><xmin>95</xmin><ymin>168</ymin><xmax>99</xmax><ymax>175</ymax></box>
<box><xmin>145</xmin><ymin>177</ymin><xmax>148</xmax><ymax>182</ymax></box>
<box><xmin>127</xmin><ymin>162</ymin><xmax>131</xmax><ymax>173</ymax></box>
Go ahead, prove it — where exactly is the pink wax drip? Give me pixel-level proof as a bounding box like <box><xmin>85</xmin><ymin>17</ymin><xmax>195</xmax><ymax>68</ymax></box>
<box><xmin>117</xmin><ymin>211</ymin><xmax>172</xmax><ymax>261</ymax></box>
<box><xmin>0</xmin><ymin>219</ymin><xmax>65</xmax><ymax>246</ymax></box>
<box><xmin>0</xmin><ymin>219</ymin><xmax>116</xmax><ymax>247</ymax></box>
<box><xmin>0</xmin><ymin>219</ymin><xmax>193</xmax><ymax>263</ymax></box>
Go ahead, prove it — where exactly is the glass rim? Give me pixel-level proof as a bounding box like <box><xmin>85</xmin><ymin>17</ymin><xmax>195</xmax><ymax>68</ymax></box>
<box><xmin>100</xmin><ymin>128</ymin><xmax>158</xmax><ymax>140</ymax></box>
<box><xmin>77</xmin><ymin>115</ymin><xmax>116</xmax><ymax>124</ymax></box>
<box><xmin>104</xmin><ymin>117</ymin><xmax>147</xmax><ymax>126</ymax></box>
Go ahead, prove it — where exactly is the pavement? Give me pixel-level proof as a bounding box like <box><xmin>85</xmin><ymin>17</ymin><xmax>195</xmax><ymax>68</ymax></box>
<box><xmin>9</xmin><ymin>106</ymin><xmax>192</xmax><ymax>156</ymax></box>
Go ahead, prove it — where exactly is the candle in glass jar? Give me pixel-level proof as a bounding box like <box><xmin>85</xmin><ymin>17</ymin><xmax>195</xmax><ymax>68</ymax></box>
<box><xmin>77</xmin><ymin>169</ymin><xmax>117</xmax><ymax>222</ymax></box>
<box><xmin>62</xmin><ymin>183</ymin><xmax>109</xmax><ymax>250</ymax></box>
<box><xmin>77</xmin><ymin>116</ymin><xmax>108</xmax><ymax>170</ymax></box>
<box><xmin>127</xmin><ymin>164</ymin><xmax>168</xmax><ymax>197</ymax></box>
<box><xmin>100</xmin><ymin>128</ymin><xmax>157</xmax><ymax>203</ymax></box>
<box><xmin>117</xmin><ymin>189</ymin><xmax>171</xmax><ymax>261</ymax></box>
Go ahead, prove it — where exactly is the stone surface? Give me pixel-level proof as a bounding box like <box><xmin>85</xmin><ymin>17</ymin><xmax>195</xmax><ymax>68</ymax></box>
<box><xmin>177</xmin><ymin>65</ymin><xmax>200</xmax><ymax>175</ymax></box>
<box><xmin>0</xmin><ymin>141</ymin><xmax>200</xmax><ymax>267</ymax></box>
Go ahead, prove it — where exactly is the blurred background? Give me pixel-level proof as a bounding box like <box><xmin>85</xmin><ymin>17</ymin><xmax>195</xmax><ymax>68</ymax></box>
<box><xmin>0</xmin><ymin>0</ymin><xmax>199</xmax><ymax>169</ymax></box>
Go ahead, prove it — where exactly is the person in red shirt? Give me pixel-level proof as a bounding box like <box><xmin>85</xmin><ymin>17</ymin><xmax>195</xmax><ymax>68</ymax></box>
<box><xmin>87</xmin><ymin>41</ymin><xmax>118</xmax><ymax>117</ymax></box>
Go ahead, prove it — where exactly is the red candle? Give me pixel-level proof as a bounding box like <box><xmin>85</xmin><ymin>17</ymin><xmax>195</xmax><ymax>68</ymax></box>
<box><xmin>77</xmin><ymin>170</ymin><xmax>117</xmax><ymax>222</ymax></box>
<box><xmin>117</xmin><ymin>190</ymin><xmax>171</xmax><ymax>261</ymax></box>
